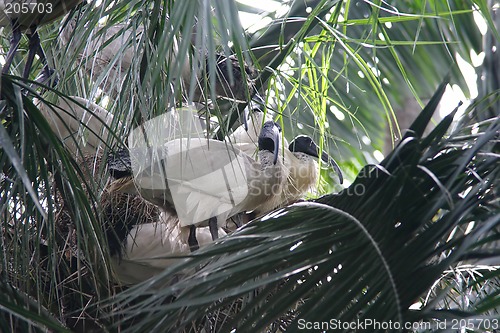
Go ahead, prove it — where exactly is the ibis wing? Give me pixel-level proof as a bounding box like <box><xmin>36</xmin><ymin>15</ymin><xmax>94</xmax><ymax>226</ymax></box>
<box><xmin>131</xmin><ymin>138</ymin><xmax>257</xmax><ymax>226</ymax></box>
<box><xmin>37</xmin><ymin>96</ymin><xmax>115</xmax><ymax>155</ymax></box>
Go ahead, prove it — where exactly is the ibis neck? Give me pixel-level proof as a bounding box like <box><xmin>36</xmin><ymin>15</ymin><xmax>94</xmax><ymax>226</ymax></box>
<box><xmin>288</xmin><ymin>153</ymin><xmax>319</xmax><ymax>198</ymax></box>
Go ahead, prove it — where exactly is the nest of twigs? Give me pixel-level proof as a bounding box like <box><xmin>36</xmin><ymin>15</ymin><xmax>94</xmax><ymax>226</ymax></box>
<box><xmin>54</xmin><ymin>151</ymin><xmax>160</xmax><ymax>256</ymax></box>
<box><xmin>100</xmin><ymin>190</ymin><xmax>160</xmax><ymax>256</ymax></box>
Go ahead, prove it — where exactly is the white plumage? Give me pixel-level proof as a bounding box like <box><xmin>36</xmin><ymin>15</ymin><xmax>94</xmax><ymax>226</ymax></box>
<box><xmin>60</xmin><ymin>15</ymin><xmax>254</xmax><ymax>104</ymax></box>
<box><xmin>33</xmin><ymin>94</ymin><xmax>240</xmax><ymax>283</ymax></box>
<box><xmin>60</xmin><ymin>19</ymin><xmax>189</xmax><ymax>98</ymax></box>
<box><xmin>60</xmin><ymin>16</ymin><xmax>194</xmax><ymax>99</ymax></box>
<box><xmin>111</xmin><ymin>212</ymin><xmax>226</xmax><ymax>285</ymax></box>
<box><xmin>35</xmin><ymin>95</ymin><xmax>116</xmax><ymax>155</ymax></box>
<box><xmin>283</xmin><ymin>135</ymin><xmax>343</xmax><ymax>205</ymax></box>
<box><xmin>124</xmin><ymin>121</ymin><xmax>285</xmax><ymax>236</ymax></box>
<box><xmin>282</xmin><ymin>149</ymin><xmax>321</xmax><ymax>204</ymax></box>
<box><xmin>229</xmin><ymin>104</ymin><xmax>343</xmax><ymax>209</ymax></box>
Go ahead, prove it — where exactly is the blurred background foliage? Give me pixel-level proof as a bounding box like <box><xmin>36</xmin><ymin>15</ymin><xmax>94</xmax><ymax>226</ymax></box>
<box><xmin>0</xmin><ymin>0</ymin><xmax>499</xmax><ymax>331</ymax></box>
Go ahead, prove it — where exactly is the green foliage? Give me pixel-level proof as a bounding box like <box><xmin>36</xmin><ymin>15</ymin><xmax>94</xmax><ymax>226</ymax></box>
<box><xmin>0</xmin><ymin>0</ymin><xmax>498</xmax><ymax>331</ymax></box>
<box><xmin>104</xmin><ymin>78</ymin><xmax>500</xmax><ymax>332</ymax></box>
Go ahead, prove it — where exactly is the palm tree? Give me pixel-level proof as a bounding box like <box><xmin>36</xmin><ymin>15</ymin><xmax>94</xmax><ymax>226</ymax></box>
<box><xmin>0</xmin><ymin>0</ymin><xmax>498</xmax><ymax>332</ymax></box>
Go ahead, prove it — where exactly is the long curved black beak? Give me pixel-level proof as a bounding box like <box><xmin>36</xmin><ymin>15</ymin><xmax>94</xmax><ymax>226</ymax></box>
<box><xmin>320</xmin><ymin>151</ymin><xmax>344</xmax><ymax>184</ymax></box>
<box><xmin>243</xmin><ymin>107</ymin><xmax>249</xmax><ymax>132</ymax></box>
<box><xmin>258</xmin><ymin>121</ymin><xmax>281</xmax><ymax>165</ymax></box>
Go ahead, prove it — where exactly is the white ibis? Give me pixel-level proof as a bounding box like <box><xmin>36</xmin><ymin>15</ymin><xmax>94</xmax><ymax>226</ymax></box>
<box><xmin>59</xmin><ymin>19</ymin><xmax>162</xmax><ymax>98</ymax></box>
<box><xmin>108</xmin><ymin>121</ymin><xmax>286</xmax><ymax>249</ymax></box>
<box><xmin>60</xmin><ymin>16</ymin><xmax>255</xmax><ymax>104</ymax></box>
<box><xmin>35</xmin><ymin>95</ymin><xmax>116</xmax><ymax>155</ymax></box>
<box><xmin>0</xmin><ymin>0</ymin><xmax>81</xmax><ymax>79</ymax></box>
<box><xmin>110</xmin><ymin>211</ymin><xmax>227</xmax><ymax>285</ymax></box>
<box><xmin>230</xmin><ymin>98</ymin><xmax>344</xmax><ymax>207</ymax></box>
<box><xmin>35</xmin><ymin>98</ymin><xmax>213</xmax><ymax>284</ymax></box>
<box><xmin>283</xmin><ymin>135</ymin><xmax>343</xmax><ymax>205</ymax></box>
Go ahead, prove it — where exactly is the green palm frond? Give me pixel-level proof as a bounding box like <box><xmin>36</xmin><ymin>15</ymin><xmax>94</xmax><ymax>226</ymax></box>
<box><xmin>1</xmin><ymin>75</ymin><xmax>113</xmax><ymax>330</ymax></box>
<box><xmin>106</xmin><ymin>79</ymin><xmax>499</xmax><ymax>332</ymax></box>
<box><xmin>0</xmin><ymin>0</ymin><xmax>498</xmax><ymax>331</ymax></box>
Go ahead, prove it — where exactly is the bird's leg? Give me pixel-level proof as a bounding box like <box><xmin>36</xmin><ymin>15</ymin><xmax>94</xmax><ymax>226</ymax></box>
<box><xmin>34</xmin><ymin>67</ymin><xmax>58</xmax><ymax>88</ymax></box>
<box><xmin>231</xmin><ymin>215</ymin><xmax>242</xmax><ymax>229</ymax></box>
<box><xmin>209</xmin><ymin>217</ymin><xmax>219</xmax><ymax>241</ymax></box>
<box><xmin>188</xmin><ymin>225</ymin><xmax>199</xmax><ymax>252</ymax></box>
<box><xmin>26</xmin><ymin>30</ymin><xmax>58</xmax><ymax>88</ymax></box>
<box><xmin>25</xmin><ymin>30</ymin><xmax>54</xmax><ymax>80</ymax></box>
<box><xmin>35</xmin><ymin>34</ymin><xmax>54</xmax><ymax>81</ymax></box>
<box><xmin>2</xmin><ymin>21</ymin><xmax>22</xmax><ymax>75</ymax></box>
<box><xmin>23</xmin><ymin>31</ymin><xmax>41</xmax><ymax>79</ymax></box>
<box><xmin>231</xmin><ymin>212</ymin><xmax>249</xmax><ymax>229</ymax></box>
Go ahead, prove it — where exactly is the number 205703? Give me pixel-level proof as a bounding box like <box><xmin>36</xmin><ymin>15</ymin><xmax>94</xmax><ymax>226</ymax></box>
<box><xmin>451</xmin><ymin>318</ymin><xmax>499</xmax><ymax>330</ymax></box>
<box><xmin>4</xmin><ymin>2</ymin><xmax>53</xmax><ymax>15</ymax></box>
